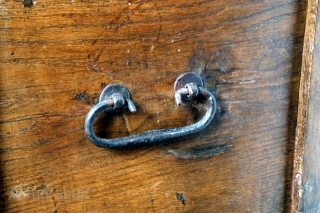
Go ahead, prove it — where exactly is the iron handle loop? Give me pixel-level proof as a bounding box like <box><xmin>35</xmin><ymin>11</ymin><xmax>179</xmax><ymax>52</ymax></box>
<box><xmin>84</xmin><ymin>72</ymin><xmax>217</xmax><ymax>149</ymax></box>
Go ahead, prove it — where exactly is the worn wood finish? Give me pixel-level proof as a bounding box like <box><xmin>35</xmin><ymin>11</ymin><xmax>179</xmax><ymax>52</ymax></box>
<box><xmin>0</xmin><ymin>0</ymin><xmax>307</xmax><ymax>212</ymax></box>
<box><xmin>291</xmin><ymin>0</ymin><xmax>320</xmax><ymax>212</ymax></box>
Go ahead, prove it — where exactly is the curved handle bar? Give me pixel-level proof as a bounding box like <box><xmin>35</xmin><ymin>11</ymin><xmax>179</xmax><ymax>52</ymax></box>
<box><xmin>84</xmin><ymin>73</ymin><xmax>217</xmax><ymax>149</ymax></box>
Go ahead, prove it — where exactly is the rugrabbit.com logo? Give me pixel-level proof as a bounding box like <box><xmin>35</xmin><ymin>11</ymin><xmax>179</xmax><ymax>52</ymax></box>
<box><xmin>10</xmin><ymin>186</ymin><xmax>89</xmax><ymax>202</ymax></box>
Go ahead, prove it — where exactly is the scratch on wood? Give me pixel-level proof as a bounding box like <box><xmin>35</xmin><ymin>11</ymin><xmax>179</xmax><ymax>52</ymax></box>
<box><xmin>87</xmin><ymin>0</ymin><xmax>147</xmax><ymax>72</ymax></box>
<box><xmin>87</xmin><ymin>46</ymin><xmax>106</xmax><ymax>72</ymax></box>
<box><xmin>126</xmin><ymin>53</ymin><xmax>137</xmax><ymax>66</ymax></box>
<box><xmin>109</xmin><ymin>0</ymin><xmax>145</xmax><ymax>33</ymax></box>
<box><xmin>114</xmin><ymin>17</ymin><xmax>130</xmax><ymax>33</ymax></box>
<box><xmin>130</xmin><ymin>0</ymin><xmax>144</xmax><ymax>15</ymax></box>
<box><xmin>150</xmin><ymin>181</ymin><xmax>162</xmax><ymax>189</ymax></box>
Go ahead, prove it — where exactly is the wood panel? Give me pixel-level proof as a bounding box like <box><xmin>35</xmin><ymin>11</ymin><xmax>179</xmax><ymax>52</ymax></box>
<box><xmin>291</xmin><ymin>0</ymin><xmax>320</xmax><ymax>212</ymax></box>
<box><xmin>0</xmin><ymin>0</ymin><xmax>307</xmax><ymax>212</ymax></box>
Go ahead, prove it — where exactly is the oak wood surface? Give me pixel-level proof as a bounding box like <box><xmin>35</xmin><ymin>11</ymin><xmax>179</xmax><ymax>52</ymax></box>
<box><xmin>0</xmin><ymin>0</ymin><xmax>307</xmax><ymax>212</ymax></box>
<box><xmin>290</xmin><ymin>0</ymin><xmax>320</xmax><ymax>212</ymax></box>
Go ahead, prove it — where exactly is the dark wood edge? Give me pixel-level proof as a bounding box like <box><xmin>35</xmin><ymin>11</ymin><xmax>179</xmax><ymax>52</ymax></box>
<box><xmin>291</xmin><ymin>0</ymin><xmax>320</xmax><ymax>212</ymax></box>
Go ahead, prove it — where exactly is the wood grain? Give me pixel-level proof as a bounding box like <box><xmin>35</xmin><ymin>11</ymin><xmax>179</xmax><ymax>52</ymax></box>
<box><xmin>291</xmin><ymin>0</ymin><xmax>320</xmax><ymax>212</ymax></box>
<box><xmin>0</xmin><ymin>0</ymin><xmax>306</xmax><ymax>212</ymax></box>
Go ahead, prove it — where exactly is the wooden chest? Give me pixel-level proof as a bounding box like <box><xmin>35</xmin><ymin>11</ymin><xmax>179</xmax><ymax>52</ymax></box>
<box><xmin>1</xmin><ymin>0</ymin><xmax>319</xmax><ymax>212</ymax></box>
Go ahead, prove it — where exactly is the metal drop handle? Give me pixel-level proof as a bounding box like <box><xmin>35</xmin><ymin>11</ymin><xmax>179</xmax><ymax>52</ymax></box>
<box><xmin>84</xmin><ymin>72</ymin><xmax>217</xmax><ymax>149</ymax></box>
